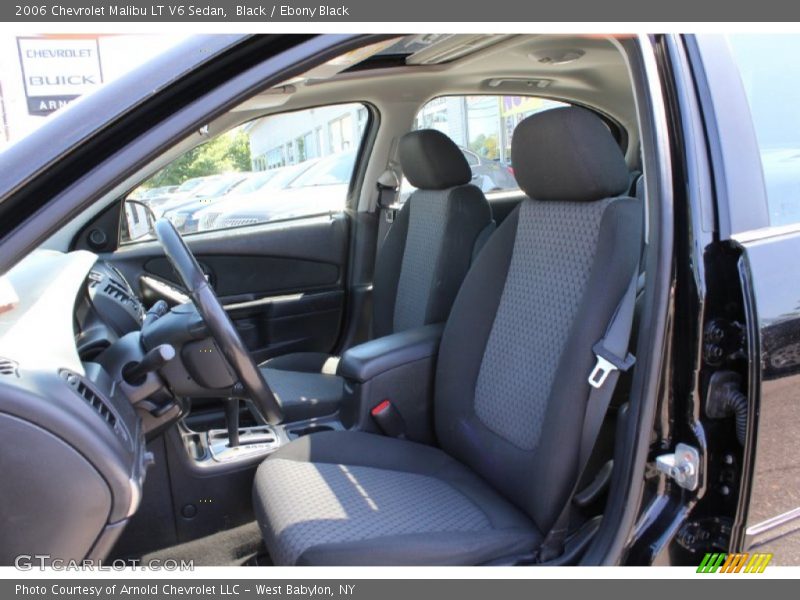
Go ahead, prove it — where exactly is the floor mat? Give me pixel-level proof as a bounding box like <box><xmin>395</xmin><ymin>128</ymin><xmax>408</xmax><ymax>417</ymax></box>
<box><xmin>142</xmin><ymin>521</ymin><xmax>269</xmax><ymax>566</ymax></box>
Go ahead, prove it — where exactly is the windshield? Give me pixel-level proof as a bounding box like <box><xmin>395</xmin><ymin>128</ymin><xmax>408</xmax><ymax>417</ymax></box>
<box><xmin>290</xmin><ymin>152</ymin><xmax>356</xmax><ymax>188</ymax></box>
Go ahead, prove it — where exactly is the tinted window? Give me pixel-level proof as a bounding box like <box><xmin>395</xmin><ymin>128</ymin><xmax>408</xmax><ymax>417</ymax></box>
<box><xmin>121</xmin><ymin>102</ymin><xmax>368</xmax><ymax>241</ymax></box>
<box><xmin>289</xmin><ymin>152</ymin><xmax>356</xmax><ymax>188</ymax></box>
<box><xmin>400</xmin><ymin>95</ymin><xmax>567</xmax><ymax>200</ymax></box>
<box><xmin>232</xmin><ymin>171</ymin><xmax>281</xmax><ymax>195</ymax></box>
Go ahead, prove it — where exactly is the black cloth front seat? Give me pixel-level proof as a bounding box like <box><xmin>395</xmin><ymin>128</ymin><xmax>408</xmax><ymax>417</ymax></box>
<box><xmin>259</xmin><ymin>130</ymin><xmax>493</xmax><ymax>422</ymax></box>
<box><xmin>253</xmin><ymin>107</ymin><xmax>643</xmax><ymax>565</ymax></box>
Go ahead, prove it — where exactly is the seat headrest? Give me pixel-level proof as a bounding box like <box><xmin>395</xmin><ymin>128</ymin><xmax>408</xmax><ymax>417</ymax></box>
<box><xmin>399</xmin><ymin>129</ymin><xmax>472</xmax><ymax>190</ymax></box>
<box><xmin>511</xmin><ymin>107</ymin><xmax>630</xmax><ymax>202</ymax></box>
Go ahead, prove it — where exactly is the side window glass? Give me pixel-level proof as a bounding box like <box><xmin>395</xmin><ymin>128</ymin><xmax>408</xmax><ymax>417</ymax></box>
<box><xmin>399</xmin><ymin>95</ymin><xmax>568</xmax><ymax>201</ymax></box>
<box><xmin>121</xmin><ymin>102</ymin><xmax>368</xmax><ymax>242</ymax></box>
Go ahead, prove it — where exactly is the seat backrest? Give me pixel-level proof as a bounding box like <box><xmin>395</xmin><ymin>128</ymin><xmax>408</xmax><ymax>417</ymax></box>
<box><xmin>372</xmin><ymin>130</ymin><xmax>492</xmax><ymax>337</ymax></box>
<box><xmin>434</xmin><ymin>107</ymin><xmax>643</xmax><ymax>534</ymax></box>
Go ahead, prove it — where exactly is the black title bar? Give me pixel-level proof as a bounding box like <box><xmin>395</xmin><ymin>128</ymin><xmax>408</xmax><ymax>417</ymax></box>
<box><xmin>5</xmin><ymin>0</ymin><xmax>800</xmax><ymax>22</ymax></box>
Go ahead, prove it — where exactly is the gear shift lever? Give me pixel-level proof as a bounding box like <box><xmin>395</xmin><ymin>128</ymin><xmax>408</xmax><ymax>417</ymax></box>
<box><xmin>206</xmin><ymin>398</ymin><xmax>279</xmax><ymax>462</ymax></box>
<box><xmin>223</xmin><ymin>398</ymin><xmax>240</xmax><ymax>447</ymax></box>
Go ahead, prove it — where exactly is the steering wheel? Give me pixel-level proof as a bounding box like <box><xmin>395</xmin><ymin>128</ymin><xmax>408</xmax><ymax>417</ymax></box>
<box><xmin>154</xmin><ymin>218</ymin><xmax>284</xmax><ymax>424</ymax></box>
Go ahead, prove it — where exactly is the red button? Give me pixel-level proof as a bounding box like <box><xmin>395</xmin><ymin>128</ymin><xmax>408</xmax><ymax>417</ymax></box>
<box><xmin>371</xmin><ymin>399</ymin><xmax>391</xmax><ymax>416</ymax></box>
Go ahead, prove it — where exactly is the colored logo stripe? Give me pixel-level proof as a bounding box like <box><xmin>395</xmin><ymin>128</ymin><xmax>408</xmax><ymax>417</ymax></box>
<box><xmin>697</xmin><ymin>553</ymin><xmax>773</xmax><ymax>573</ymax></box>
<box><xmin>697</xmin><ymin>553</ymin><xmax>726</xmax><ymax>573</ymax></box>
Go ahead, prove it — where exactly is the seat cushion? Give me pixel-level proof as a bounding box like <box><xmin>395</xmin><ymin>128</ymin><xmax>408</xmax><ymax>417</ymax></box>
<box><xmin>259</xmin><ymin>367</ymin><xmax>343</xmax><ymax>423</ymax></box>
<box><xmin>253</xmin><ymin>431</ymin><xmax>541</xmax><ymax>565</ymax></box>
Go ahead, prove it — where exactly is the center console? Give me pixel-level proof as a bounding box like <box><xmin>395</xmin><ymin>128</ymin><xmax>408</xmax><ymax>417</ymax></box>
<box><xmin>179</xmin><ymin>414</ymin><xmax>347</xmax><ymax>469</ymax></box>
<box><xmin>337</xmin><ymin>322</ymin><xmax>444</xmax><ymax>444</ymax></box>
<box><xmin>178</xmin><ymin>321</ymin><xmax>446</xmax><ymax>470</ymax></box>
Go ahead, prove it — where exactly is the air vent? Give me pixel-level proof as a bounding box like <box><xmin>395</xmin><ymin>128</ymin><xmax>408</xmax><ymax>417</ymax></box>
<box><xmin>108</xmin><ymin>275</ymin><xmax>128</xmax><ymax>289</ymax></box>
<box><xmin>60</xmin><ymin>370</ymin><xmax>118</xmax><ymax>430</ymax></box>
<box><xmin>107</xmin><ymin>264</ymin><xmax>132</xmax><ymax>289</ymax></box>
<box><xmin>104</xmin><ymin>282</ymin><xmax>132</xmax><ymax>304</ymax></box>
<box><xmin>0</xmin><ymin>358</ymin><xmax>19</xmax><ymax>377</ymax></box>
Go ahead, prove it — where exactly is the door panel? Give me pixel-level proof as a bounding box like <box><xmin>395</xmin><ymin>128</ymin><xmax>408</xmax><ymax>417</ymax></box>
<box><xmin>706</xmin><ymin>34</ymin><xmax>800</xmax><ymax>564</ymax></box>
<box><xmin>223</xmin><ymin>289</ymin><xmax>345</xmax><ymax>363</ymax></box>
<box><xmin>108</xmin><ymin>213</ymin><xmax>349</xmax><ymax>362</ymax></box>
<box><xmin>737</xmin><ymin>232</ymin><xmax>800</xmax><ymax>564</ymax></box>
<box><xmin>143</xmin><ymin>254</ymin><xmax>340</xmax><ymax>297</ymax></box>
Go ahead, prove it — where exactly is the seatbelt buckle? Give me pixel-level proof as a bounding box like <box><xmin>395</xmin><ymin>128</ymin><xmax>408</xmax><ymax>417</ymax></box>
<box><xmin>588</xmin><ymin>356</ymin><xmax>616</xmax><ymax>389</ymax></box>
<box><xmin>588</xmin><ymin>341</ymin><xmax>636</xmax><ymax>389</ymax></box>
<box><xmin>371</xmin><ymin>399</ymin><xmax>406</xmax><ymax>438</ymax></box>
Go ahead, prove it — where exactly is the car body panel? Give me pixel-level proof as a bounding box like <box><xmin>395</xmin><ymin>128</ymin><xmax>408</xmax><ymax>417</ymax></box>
<box><xmin>735</xmin><ymin>230</ymin><xmax>800</xmax><ymax>564</ymax></box>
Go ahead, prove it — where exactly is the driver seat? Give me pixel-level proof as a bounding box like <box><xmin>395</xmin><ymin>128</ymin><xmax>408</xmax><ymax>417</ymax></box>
<box><xmin>252</xmin><ymin>107</ymin><xmax>642</xmax><ymax>565</ymax></box>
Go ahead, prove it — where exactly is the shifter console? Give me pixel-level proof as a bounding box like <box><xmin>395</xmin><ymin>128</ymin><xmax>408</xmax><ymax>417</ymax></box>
<box><xmin>206</xmin><ymin>424</ymin><xmax>281</xmax><ymax>463</ymax></box>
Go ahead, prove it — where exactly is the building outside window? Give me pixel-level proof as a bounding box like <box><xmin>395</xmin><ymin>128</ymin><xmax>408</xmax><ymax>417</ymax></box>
<box><xmin>296</xmin><ymin>132</ymin><xmax>315</xmax><ymax>161</ymax></box>
<box><xmin>329</xmin><ymin>114</ymin><xmax>355</xmax><ymax>153</ymax></box>
<box><xmin>266</xmin><ymin>147</ymin><xmax>285</xmax><ymax>169</ymax></box>
<box><xmin>315</xmin><ymin>127</ymin><xmax>325</xmax><ymax>156</ymax></box>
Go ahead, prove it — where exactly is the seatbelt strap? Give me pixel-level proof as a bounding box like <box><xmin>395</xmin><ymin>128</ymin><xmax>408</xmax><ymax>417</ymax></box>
<box><xmin>376</xmin><ymin>168</ymin><xmax>400</xmax><ymax>251</ymax></box>
<box><xmin>538</xmin><ymin>269</ymin><xmax>639</xmax><ymax>562</ymax></box>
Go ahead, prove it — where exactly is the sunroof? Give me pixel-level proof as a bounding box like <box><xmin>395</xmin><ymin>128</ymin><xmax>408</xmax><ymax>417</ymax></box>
<box><xmin>343</xmin><ymin>35</ymin><xmax>458</xmax><ymax>72</ymax></box>
<box><xmin>344</xmin><ymin>34</ymin><xmax>507</xmax><ymax>73</ymax></box>
<box><xmin>373</xmin><ymin>35</ymin><xmax>455</xmax><ymax>58</ymax></box>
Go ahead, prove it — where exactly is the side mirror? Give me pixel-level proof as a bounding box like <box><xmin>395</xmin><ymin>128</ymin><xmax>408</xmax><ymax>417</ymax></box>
<box><xmin>121</xmin><ymin>199</ymin><xmax>157</xmax><ymax>243</ymax></box>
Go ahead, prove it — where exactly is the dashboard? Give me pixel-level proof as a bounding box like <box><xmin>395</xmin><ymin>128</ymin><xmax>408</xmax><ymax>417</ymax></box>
<box><xmin>76</xmin><ymin>260</ymin><xmax>145</xmax><ymax>360</ymax></box>
<box><xmin>0</xmin><ymin>250</ymin><xmax>152</xmax><ymax>564</ymax></box>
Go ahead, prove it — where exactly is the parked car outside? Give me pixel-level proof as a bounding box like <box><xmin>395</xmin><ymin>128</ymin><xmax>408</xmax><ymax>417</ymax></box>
<box><xmin>207</xmin><ymin>153</ymin><xmax>354</xmax><ymax>231</ymax></box>
<box><xmin>400</xmin><ymin>145</ymin><xmax>518</xmax><ymax>201</ymax></box>
<box><xmin>461</xmin><ymin>146</ymin><xmax>518</xmax><ymax>191</ymax></box>
<box><xmin>134</xmin><ymin>185</ymin><xmax>178</xmax><ymax>202</ymax></box>
<box><xmin>161</xmin><ymin>172</ymin><xmax>251</xmax><ymax>233</ymax></box>
<box><xmin>142</xmin><ymin>175</ymin><xmax>220</xmax><ymax>215</ymax></box>
<box><xmin>195</xmin><ymin>159</ymin><xmax>321</xmax><ymax>231</ymax></box>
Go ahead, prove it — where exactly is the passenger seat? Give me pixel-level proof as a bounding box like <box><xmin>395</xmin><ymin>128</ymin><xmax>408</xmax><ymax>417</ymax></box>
<box><xmin>260</xmin><ymin>129</ymin><xmax>493</xmax><ymax>422</ymax></box>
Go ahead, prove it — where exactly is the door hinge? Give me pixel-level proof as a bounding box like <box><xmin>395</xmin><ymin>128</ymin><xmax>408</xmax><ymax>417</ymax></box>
<box><xmin>655</xmin><ymin>443</ymin><xmax>700</xmax><ymax>491</ymax></box>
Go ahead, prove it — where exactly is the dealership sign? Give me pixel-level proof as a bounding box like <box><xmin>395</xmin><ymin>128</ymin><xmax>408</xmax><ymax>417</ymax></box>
<box><xmin>17</xmin><ymin>37</ymin><xmax>103</xmax><ymax>115</ymax></box>
<box><xmin>499</xmin><ymin>96</ymin><xmax>549</xmax><ymax>118</ymax></box>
